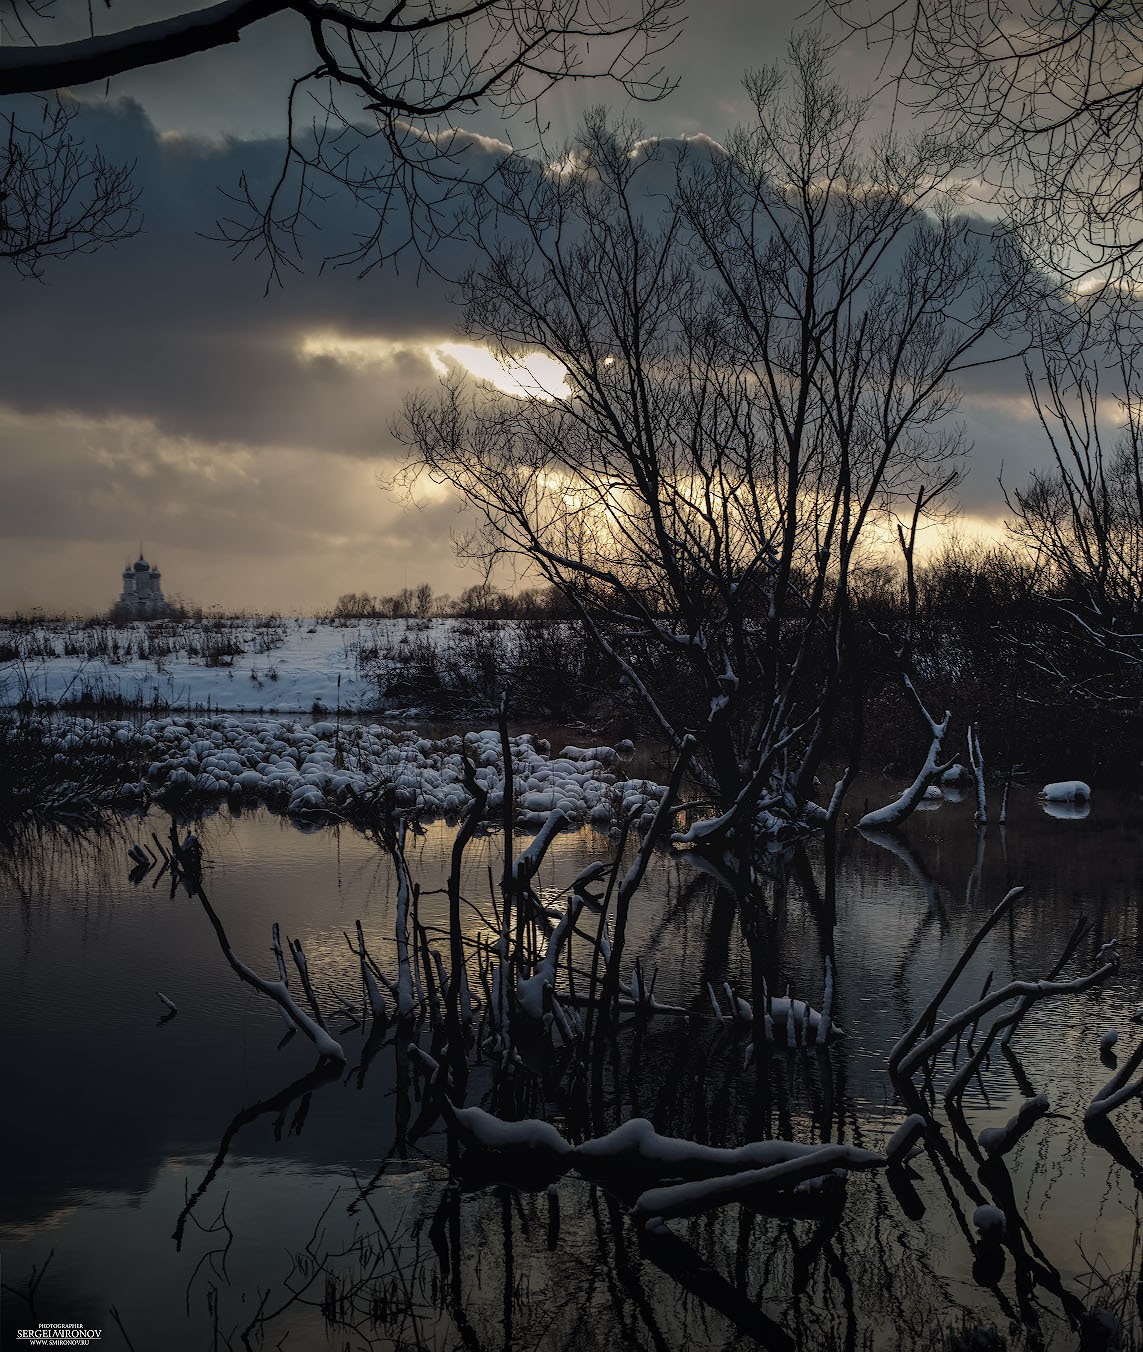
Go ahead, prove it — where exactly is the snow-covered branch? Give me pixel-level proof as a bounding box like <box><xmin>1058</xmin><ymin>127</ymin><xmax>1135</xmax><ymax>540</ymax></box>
<box><xmin>433</xmin><ymin>1100</ymin><xmax>895</xmax><ymax>1222</ymax></box>
<box><xmin>0</xmin><ymin>2</ymin><xmax>288</xmax><ymax>95</ymax></box>
<box><xmin>977</xmin><ymin>1094</ymin><xmax>1051</xmax><ymax>1156</ymax></box>
<box><xmin>346</xmin><ymin>919</ymin><xmax>387</xmax><ymax>1024</ymax></box>
<box><xmin>192</xmin><ymin>885</ymin><xmax>345</xmax><ymax>1065</ymax></box>
<box><xmin>896</xmin><ymin>961</ymin><xmax>1118</xmax><ymax>1079</ymax></box>
<box><xmin>631</xmin><ymin>1144</ymin><xmax>886</xmax><ymax>1225</ymax></box>
<box><xmin>1086</xmin><ymin>1036</ymin><xmax>1143</xmax><ymax>1122</ymax></box>
<box><xmin>966</xmin><ymin>722</ymin><xmax>987</xmax><ymax>825</ymax></box>
<box><xmin>0</xmin><ymin>0</ymin><xmax>678</xmax><ymax>104</ymax></box>
<box><xmin>516</xmin><ymin>894</ymin><xmax>583</xmax><ymax>1021</ymax></box>
<box><xmin>858</xmin><ymin>676</ymin><xmax>951</xmax><ymax>830</ymax></box>
<box><xmin>889</xmin><ymin>886</ymin><xmax>1025</xmax><ymax>1073</ymax></box>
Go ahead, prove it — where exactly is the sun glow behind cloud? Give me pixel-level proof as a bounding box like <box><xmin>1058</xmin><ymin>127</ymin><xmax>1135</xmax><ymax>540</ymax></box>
<box><xmin>427</xmin><ymin>343</ymin><xmax>569</xmax><ymax>400</ymax></box>
<box><xmin>299</xmin><ymin>331</ymin><xmax>569</xmax><ymax>400</ymax></box>
<box><xmin>298</xmin><ymin>333</ymin><xmax>414</xmax><ymax>368</ymax></box>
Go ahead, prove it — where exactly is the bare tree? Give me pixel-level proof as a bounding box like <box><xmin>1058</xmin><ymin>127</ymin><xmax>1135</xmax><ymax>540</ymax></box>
<box><xmin>0</xmin><ymin>0</ymin><xmax>680</xmax><ymax>279</ymax></box>
<box><xmin>1</xmin><ymin>95</ymin><xmax>139</xmax><ymax>277</ymax></box>
<box><xmin>399</xmin><ymin>37</ymin><xmax>1033</xmax><ymax>842</ymax></box>
<box><xmin>1006</xmin><ymin>309</ymin><xmax>1143</xmax><ymax>701</ymax></box>
<box><xmin>823</xmin><ymin>0</ymin><xmax>1143</xmax><ymax>293</ymax></box>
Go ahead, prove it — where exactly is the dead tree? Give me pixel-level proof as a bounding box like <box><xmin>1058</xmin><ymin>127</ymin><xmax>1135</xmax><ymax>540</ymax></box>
<box><xmin>400</xmin><ymin>39</ymin><xmax>1033</xmax><ymax>845</ymax></box>
<box><xmin>859</xmin><ymin>479</ymin><xmax>958</xmax><ymax>831</ymax></box>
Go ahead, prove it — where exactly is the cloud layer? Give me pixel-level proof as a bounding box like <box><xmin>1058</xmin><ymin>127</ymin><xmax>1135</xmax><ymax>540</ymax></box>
<box><xmin>0</xmin><ymin>96</ymin><xmax>496</xmax><ymax>611</ymax></box>
<box><xmin>0</xmin><ymin>87</ymin><xmax>1055</xmax><ymax>614</ymax></box>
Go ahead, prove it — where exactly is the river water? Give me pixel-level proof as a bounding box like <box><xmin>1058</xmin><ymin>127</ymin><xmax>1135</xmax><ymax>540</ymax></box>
<box><xmin>2</xmin><ymin>781</ymin><xmax>1142</xmax><ymax>1350</ymax></box>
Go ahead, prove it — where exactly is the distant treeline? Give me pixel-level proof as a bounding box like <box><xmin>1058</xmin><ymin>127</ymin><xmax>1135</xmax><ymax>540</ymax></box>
<box><xmin>328</xmin><ymin>583</ymin><xmax>572</xmax><ymax>621</ymax></box>
<box><xmin>0</xmin><ymin>603</ymin><xmax>278</xmax><ymax>629</ymax></box>
<box><xmin>850</xmin><ymin>540</ymin><xmax>1140</xmax><ymax>785</ymax></box>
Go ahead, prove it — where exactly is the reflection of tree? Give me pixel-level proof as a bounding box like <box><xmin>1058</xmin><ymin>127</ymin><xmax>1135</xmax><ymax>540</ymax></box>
<box><xmin>884</xmin><ymin>892</ymin><xmax>1124</xmax><ymax>1342</ymax></box>
<box><xmin>173</xmin><ymin>1062</ymin><xmax>342</xmax><ymax>1250</ymax></box>
<box><xmin>169</xmin><ymin>1004</ymin><xmax>1139</xmax><ymax>1352</ymax></box>
<box><xmin>0</xmin><ymin>1247</ymin><xmax>54</xmax><ymax>1326</ymax></box>
<box><xmin>638</xmin><ymin>1216</ymin><xmax>796</xmax><ymax>1350</ymax></box>
<box><xmin>83</xmin><ymin>794</ymin><xmax>1143</xmax><ymax>1348</ymax></box>
<box><xmin>859</xmin><ymin>826</ymin><xmax>947</xmax><ymax>924</ymax></box>
<box><xmin>169</xmin><ymin>984</ymin><xmax>880</xmax><ymax>1350</ymax></box>
<box><xmin>168</xmin><ymin>1021</ymin><xmax>452</xmax><ymax>1346</ymax></box>
<box><xmin>861</xmin><ymin>825</ymin><xmax>949</xmax><ymax>1040</ymax></box>
<box><xmin>1087</xmin><ymin>1116</ymin><xmax>1143</xmax><ymax>1192</ymax></box>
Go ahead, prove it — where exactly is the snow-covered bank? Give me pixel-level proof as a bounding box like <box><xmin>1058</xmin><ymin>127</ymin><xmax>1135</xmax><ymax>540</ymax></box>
<box><xmin>20</xmin><ymin>712</ymin><xmax>668</xmax><ymax>829</ymax></box>
<box><xmin>0</xmin><ymin>618</ymin><xmax>395</xmax><ymax>714</ymax></box>
<box><xmin>0</xmin><ymin>615</ymin><xmax>599</xmax><ymax>721</ymax></box>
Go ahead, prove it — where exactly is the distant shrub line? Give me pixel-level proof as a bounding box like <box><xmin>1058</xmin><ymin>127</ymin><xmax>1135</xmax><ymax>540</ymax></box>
<box><xmin>345</xmin><ymin>617</ymin><xmax>611</xmax><ymax>723</ymax></box>
<box><xmin>325</xmin><ymin>582</ymin><xmax>573</xmax><ymax>622</ymax></box>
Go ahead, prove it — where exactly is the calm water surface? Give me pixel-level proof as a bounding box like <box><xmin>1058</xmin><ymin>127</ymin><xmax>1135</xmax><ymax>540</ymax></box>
<box><xmin>3</xmin><ymin>781</ymin><xmax>1143</xmax><ymax>1350</ymax></box>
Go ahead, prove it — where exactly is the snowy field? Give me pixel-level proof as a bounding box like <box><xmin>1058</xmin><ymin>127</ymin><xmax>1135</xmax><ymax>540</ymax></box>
<box><xmin>0</xmin><ymin>616</ymin><xmax>466</xmax><ymax>715</ymax></box>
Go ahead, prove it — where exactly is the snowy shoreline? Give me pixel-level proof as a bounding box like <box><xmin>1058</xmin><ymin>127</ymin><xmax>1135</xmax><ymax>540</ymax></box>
<box><xmin>0</xmin><ymin>614</ymin><xmax>602</xmax><ymax>723</ymax></box>
<box><xmin>17</xmin><ymin>711</ymin><xmax>668</xmax><ymax>830</ymax></box>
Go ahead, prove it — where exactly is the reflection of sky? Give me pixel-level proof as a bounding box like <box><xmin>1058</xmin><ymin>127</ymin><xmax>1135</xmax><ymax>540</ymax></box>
<box><xmin>4</xmin><ymin>792</ymin><xmax>1143</xmax><ymax>1348</ymax></box>
<box><xmin>2</xmin><ymin>1161</ymin><xmax>444</xmax><ymax>1350</ymax></box>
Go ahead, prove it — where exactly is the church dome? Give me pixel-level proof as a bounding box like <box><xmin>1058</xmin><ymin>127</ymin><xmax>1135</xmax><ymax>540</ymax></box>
<box><xmin>134</xmin><ymin>557</ymin><xmax>150</xmax><ymax>572</ymax></box>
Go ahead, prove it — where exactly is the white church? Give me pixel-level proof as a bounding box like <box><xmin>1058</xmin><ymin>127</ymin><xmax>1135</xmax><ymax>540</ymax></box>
<box><xmin>113</xmin><ymin>552</ymin><xmax>172</xmax><ymax>619</ymax></box>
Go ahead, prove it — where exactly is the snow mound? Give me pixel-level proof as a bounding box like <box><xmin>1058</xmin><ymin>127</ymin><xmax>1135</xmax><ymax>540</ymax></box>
<box><xmin>31</xmin><ymin>712</ymin><xmax>665</xmax><ymax>829</ymax></box>
<box><xmin>973</xmin><ymin>1204</ymin><xmax>1005</xmax><ymax>1239</ymax></box>
<box><xmin>1040</xmin><ymin>780</ymin><xmax>1091</xmax><ymax>802</ymax></box>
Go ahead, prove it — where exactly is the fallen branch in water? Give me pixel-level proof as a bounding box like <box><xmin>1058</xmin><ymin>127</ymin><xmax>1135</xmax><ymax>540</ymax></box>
<box><xmin>190</xmin><ymin>883</ymin><xmax>345</xmax><ymax>1067</ymax></box>
<box><xmin>1086</xmin><ymin>1036</ymin><xmax>1143</xmax><ymax>1123</ymax></box>
<box><xmin>896</xmin><ymin>961</ymin><xmax>1118</xmax><ymax>1081</ymax></box>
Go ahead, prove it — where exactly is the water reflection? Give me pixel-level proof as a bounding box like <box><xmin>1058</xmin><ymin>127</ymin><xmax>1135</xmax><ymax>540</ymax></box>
<box><xmin>1043</xmin><ymin>799</ymin><xmax>1092</xmax><ymax>821</ymax></box>
<box><xmin>2</xmin><ymin>783</ymin><xmax>1143</xmax><ymax>1349</ymax></box>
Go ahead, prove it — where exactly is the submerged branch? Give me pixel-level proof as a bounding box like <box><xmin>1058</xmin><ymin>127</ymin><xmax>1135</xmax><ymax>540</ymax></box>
<box><xmin>190</xmin><ymin>884</ymin><xmax>346</xmax><ymax>1065</ymax></box>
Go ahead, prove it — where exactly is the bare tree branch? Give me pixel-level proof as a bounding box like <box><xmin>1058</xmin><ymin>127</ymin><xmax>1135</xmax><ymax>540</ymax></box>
<box><xmin>823</xmin><ymin>0</ymin><xmax>1143</xmax><ymax>293</ymax></box>
<box><xmin>0</xmin><ymin>94</ymin><xmax>139</xmax><ymax>277</ymax></box>
<box><xmin>396</xmin><ymin>39</ymin><xmax>1033</xmax><ymax>834</ymax></box>
<box><xmin>0</xmin><ymin>0</ymin><xmax>682</xmax><ymax>277</ymax></box>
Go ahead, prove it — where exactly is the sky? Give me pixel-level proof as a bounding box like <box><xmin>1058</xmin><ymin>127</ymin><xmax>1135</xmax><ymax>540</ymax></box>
<box><xmin>0</xmin><ymin>1</ymin><xmax>1053</xmax><ymax>615</ymax></box>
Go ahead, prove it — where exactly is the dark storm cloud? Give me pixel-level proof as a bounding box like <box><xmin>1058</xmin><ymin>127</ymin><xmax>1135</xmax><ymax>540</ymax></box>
<box><xmin>0</xmin><ymin>93</ymin><xmax>512</xmax><ymax>609</ymax></box>
<box><xmin>0</xmin><ymin>0</ymin><xmax>954</xmax><ymax>464</ymax></box>
<box><xmin>0</xmin><ymin>96</ymin><xmax>495</xmax><ymax>456</ymax></box>
<box><xmin>55</xmin><ymin>1</ymin><xmax>824</xmax><ymax>144</ymax></box>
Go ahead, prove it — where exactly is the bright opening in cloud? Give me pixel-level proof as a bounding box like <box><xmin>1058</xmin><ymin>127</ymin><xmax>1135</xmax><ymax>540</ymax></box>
<box><xmin>299</xmin><ymin>333</ymin><xmax>412</xmax><ymax>368</ymax></box>
<box><xmin>299</xmin><ymin>331</ymin><xmax>568</xmax><ymax>400</ymax></box>
<box><xmin>428</xmin><ymin>342</ymin><xmax>569</xmax><ymax>400</ymax></box>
